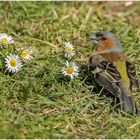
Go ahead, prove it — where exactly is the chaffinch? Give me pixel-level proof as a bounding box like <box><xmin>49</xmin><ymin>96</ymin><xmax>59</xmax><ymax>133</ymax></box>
<box><xmin>88</xmin><ymin>31</ymin><xmax>139</xmax><ymax>114</ymax></box>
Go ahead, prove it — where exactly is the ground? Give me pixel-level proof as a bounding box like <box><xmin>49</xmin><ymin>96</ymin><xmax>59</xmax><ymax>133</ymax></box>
<box><xmin>0</xmin><ymin>1</ymin><xmax>140</xmax><ymax>139</ymax></box>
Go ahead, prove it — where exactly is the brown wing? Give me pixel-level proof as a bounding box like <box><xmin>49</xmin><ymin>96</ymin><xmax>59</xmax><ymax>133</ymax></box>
<box><xmin>98</xmin><ymin>61</ymin><xmax>121</xmax><ymax>81</ymax></box>
<box><xmin>126</xmin><ymin>61</ymin><xmax>139</xmax><ymax>88</ymax></box>
<box><xmin>88</xmin><ymin>55</ymin><xmax>122</xmax><ymax>97</ymax></box>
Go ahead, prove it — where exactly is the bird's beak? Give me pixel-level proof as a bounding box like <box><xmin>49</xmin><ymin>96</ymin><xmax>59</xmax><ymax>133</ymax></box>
<box><xmin>90</xmin><ymin>36</ymin><xmax>99</xmax><ymax>44</ymax></box>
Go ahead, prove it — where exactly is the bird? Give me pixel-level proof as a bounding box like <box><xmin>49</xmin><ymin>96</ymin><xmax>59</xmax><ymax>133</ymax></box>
<box><xmin>88</xmin><ymin>31</ymin><xmax>139</xmax><ymax>114</ymax></box>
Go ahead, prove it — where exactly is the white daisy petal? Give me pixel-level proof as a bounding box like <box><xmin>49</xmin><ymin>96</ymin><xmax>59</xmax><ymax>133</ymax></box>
<box><xmin>20</xmin><ymin>47</ymin><xmax>33</xmax><ymax>61</ymax></box>
<box><xmin>64</xmin><ymin>42</ymin><xmax>75</xmax><ymax>59</ymax></box>
<box><xmin>62</xmin><ymin>61</ymin><xmax>79</xmax><ymax>79</ymax></box>
<box><xmin>65</xmin><ymin>61</ymin><xmax>69</xmax><ymax>67</ymax></box>
<box><xmin>5</xmin><ymin>54</ymin><xmax>22</xmax><ymax>73</ymax></box>
<box><xmin>0</xmin><ymin>33</ymin><xmax>14</xmax><ymax>45</ymax></box>
<box><xmin>8</xmin><ymin>36</ymin><xmax>15</xmax><ymax>43</ymax></box>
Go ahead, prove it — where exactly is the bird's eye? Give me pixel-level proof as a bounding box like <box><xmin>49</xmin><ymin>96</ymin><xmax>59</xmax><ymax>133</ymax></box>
<box><xmin>101</xmin><ymin>37</ymin><xmax>106</xmax><ymax>41</ymax></box>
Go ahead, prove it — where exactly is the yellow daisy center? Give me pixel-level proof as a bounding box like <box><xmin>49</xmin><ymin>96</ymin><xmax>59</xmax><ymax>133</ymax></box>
<box><xmin>1</xmin><ymin>38</ymin><xmax>8</xmax><ymax>44</ymax></box>
<box><xmin>66</xmin><ymin>66</ymin><xmax>74</xmax><ymax>74</ymax></box>
<box><xmin>67</xmin><ymin>47</ymin><xmax>73</xmax><ymax>53</ymax></box>
<box><xmin>9</xmin><ymin>59</ymin><xmax>17</xmax><ymax>67</ymax></box>
<box><xmin>21</xmin><ymin>50</ymin><xmax>29</xmax><ymax>58</ymax></box>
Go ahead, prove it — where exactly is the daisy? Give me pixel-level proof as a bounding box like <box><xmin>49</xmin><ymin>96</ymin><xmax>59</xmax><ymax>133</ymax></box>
<box><xmin>20</xmin><ymin>47</ymin><xmax>33</xmax><ymax>61</ymax></box>
<box><xmin>64</xmin><ymin>42</ymin><xmax>75</xmax><ymax>59</ymax></box>
<box><xmin>5</xmin><ymin>54</ymin><xmax>22</xmax><ymax>73</ymax></box>
<box><xmin>62</xmin><ymin>61</ymin><xmax>79</xmax><ymax>79</ymax></box>
<box><xmin>0</xmin><ymin>33</ymin><xmax>14</xmax><ymax>45</ymax></box>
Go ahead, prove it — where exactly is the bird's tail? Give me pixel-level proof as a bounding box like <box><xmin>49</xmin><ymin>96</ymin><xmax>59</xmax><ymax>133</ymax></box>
<box><xmin>119</xmin><ymin>92</ymin><xmax>136</xmax><ymax>114</ymax></box>
<box><xmin>123</xmin><ymin>94</ymin><xmax>135</xmax><ymax>113</ymax></box>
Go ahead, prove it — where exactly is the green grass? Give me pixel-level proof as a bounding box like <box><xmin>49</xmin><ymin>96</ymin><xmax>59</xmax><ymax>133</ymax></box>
<box><xmin>0</xmin><ymin>1</ymin><xmax>140</xmax><ymax>138</ymax></box>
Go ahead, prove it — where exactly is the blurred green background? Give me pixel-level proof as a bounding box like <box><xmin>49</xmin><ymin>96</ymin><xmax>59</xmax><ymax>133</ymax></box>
<box><xmin>0</xmin><ymin>1</ymin><xmax>140</xmax><ymax>138</ymax></box>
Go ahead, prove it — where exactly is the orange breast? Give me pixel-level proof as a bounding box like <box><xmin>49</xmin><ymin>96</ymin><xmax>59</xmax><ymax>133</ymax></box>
<box><xmin>94</xmin><ymin>52</ymin><xmax>127</xmax><ymax>62</ymax></box>
<box><xmin>98</xmin><ymin>52</ymin><xmax>127</xmax><ymax>62</ymax></box>
<box><xmin>96</xmin><ymin>37</ymin><xmax>116</xmax><ymax>52</ymax></box>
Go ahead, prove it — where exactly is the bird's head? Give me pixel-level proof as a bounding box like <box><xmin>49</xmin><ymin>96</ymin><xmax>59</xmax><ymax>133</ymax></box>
<box><xmin>90</xmin><ymin>32</ymin><xmax>123</xmax><ymax>53</ymax></box>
